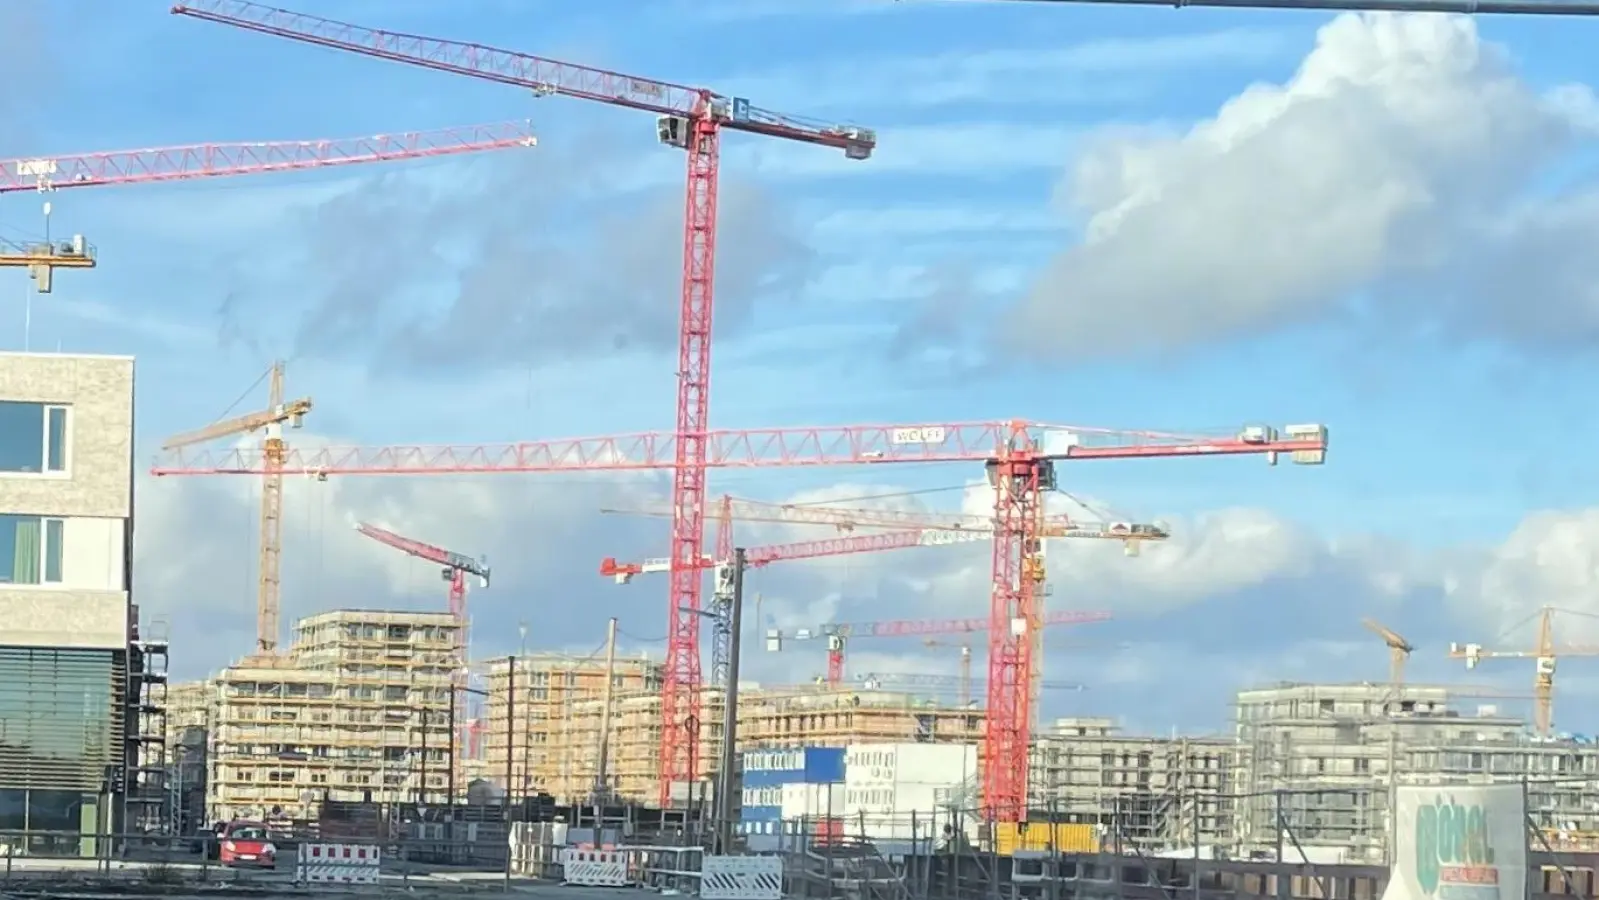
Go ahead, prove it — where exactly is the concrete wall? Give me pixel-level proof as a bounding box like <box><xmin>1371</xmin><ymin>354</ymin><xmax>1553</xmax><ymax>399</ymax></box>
<box><xmin>0</xmin><ymin>352</ymin><xmax>133</xmax><ymax>650</ymax></box>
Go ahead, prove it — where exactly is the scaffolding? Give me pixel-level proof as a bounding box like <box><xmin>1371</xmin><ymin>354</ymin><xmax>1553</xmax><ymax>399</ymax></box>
<box><xmin>125</xmin><ymin>613</ymin><xmax>170</xmax><ymax>833</ymax></box>
<box><xmin>176</xmin><ymin>610</ymin><xmax>461</xmax><ymax>823</ymax></box>
<box><xmin>165</xmin><ymin>680</ymin><xmax>211</xmax><ymax>836</ymax></box>
<box><xmin>485</xmin><ymin>673</ymin><xmax>985</xmax><ymax>806</ymax></box>
<box><xmin>1027</xmin><ymin>716</ymin><xmax>1234</xmax><ymax>850</ymax></box>
<box><xmin>481</xmin><ymin>652</ymin><xmax>664</xmax><ymax>805</ymax></box>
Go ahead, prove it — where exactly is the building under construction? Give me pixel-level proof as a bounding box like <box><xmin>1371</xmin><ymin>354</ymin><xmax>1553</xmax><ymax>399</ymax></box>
<box><xmin>1232</xmin><ymin>682</ymin><xmax>1599</xmax><ymax>861</ymax></box>
<box><xmin>1028</xmin><ymin>716</ymin><xmax>1234</xmax><ymax>850</ymax></box>
<box><xmin>169</xmin><ymin>609</ymin><xmax>459</xmax><ymax>823</ymax></box>
<box><xmin>480</xmin><ymin>653</ymin><xmax>985</xmax><ymax>805</ymax></box>
<box><xmin>480</xmin><ymin>652</ymin><xmax>663</xmax><ymax>805</ymax></box>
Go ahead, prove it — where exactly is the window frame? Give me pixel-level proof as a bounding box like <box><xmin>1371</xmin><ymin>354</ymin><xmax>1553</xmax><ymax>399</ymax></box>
<box><xmin>44</xmin><ymin>405</ymin><xmax>67</xmax><ymax>474</ymax></box>
<box><xmin>0</xmin><ymin>514</ymin><xmax>67</xmax><ymax>587</ymax></box>
<box><xmin>0</xmin><ymin>402</ymin><xmax>70</xmax><ymax>478</ymax></box>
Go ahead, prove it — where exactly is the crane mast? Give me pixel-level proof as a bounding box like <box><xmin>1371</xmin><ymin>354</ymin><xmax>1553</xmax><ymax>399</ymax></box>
<box><xmin>1449</xmin><ymin>606</ymin><xmax>1599</xmax><ymax>736</ymax></box>
<box><xmin>170</xmin><ymin>0</ymin><xmax>874</xmax><ymax>801</ymax></box>
<box><xmin>161</xmin><ymin>361</ymin><xmax>309</xmax><ymax>653</ymax></box>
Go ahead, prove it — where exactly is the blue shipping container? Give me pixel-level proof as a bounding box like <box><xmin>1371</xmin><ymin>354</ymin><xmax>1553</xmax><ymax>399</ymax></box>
<box><xmin>740</xmin><ymin>747</ymin><xmax>846</xmax><ymax>786</ymax></box>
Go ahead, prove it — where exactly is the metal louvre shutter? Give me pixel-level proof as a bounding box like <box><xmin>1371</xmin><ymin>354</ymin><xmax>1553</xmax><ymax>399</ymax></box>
<box><xmin>0</xmin><ymin>648</ymin><xmax>124</xmax><ymax>791</ymax></box>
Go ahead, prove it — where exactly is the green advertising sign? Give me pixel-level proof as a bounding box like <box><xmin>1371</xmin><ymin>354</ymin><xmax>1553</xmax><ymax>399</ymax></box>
<box><xmin>1413</xmin><ymin>796</ymin><xmax>1501</xmax><ymax>896</ymax></box>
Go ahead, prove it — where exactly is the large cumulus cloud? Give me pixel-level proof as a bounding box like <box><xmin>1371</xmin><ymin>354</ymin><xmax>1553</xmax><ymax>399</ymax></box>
<box><xmin>997</xmin><ymin>12</ymin><xmax>1599</xmax><ymax>361</ymax></box>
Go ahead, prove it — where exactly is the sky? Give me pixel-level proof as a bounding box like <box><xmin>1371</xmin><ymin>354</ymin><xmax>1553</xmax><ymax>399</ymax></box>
<box><xmin>8</xmin><ymin>0</ymin><xmax>1599</xmax><ymax>736</ymax></box>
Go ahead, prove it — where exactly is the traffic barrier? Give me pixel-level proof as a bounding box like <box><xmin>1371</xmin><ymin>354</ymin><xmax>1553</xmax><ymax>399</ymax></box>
<box><xmin>700</xmin><ymin>855</ymin><xmax>783</xmax><ymax>900</ymax></box>
<box><xmin>559</xmin><ymin>847</ymin><xmax>629</xmax><ymax>886</ymax></box>
<box><xmin>296</xmin><ymin>842</ymin><xmax>382</xmax><ymax>885</ymax></box>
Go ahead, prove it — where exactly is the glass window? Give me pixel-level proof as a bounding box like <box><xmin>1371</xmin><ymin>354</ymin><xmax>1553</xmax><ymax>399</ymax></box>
<box><xmin>0</xmin><ymin>789</ymin><xmax>22</xmax><ymax>834</ymax></box>
<box><xmin>43</xmin><ymin>519</ymin><xmax>62</xmax><ymax>583</ymax></box>
<box><xmin>26</xmin><ymin>789</ymin><xmax>86</xmax><ymax>856</ymax></box>
<box><xmin>0</xmin><ymin>650</ymin><xmax>118</xmax><ymax>796</ymax></box>
<box><xmin>0</xmin><ymin>403</ymin><xmax>67</xmax><ymax>475</ymax></box>
<box><xmin>45</xmin><ymin>408</ymin><xmax>65</xmax><ymax>472</ymax></box>
<box><xmin>0</xmin><ymin>515</ymin><xmax>63</xmax><ymax>585</ymax></box>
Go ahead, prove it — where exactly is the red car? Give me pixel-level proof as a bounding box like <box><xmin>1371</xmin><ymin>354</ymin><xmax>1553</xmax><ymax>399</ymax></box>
<box><xmin>218</xmin><ymin>820</ymin><xmax>277</xmax><ymax>868</ymax></box>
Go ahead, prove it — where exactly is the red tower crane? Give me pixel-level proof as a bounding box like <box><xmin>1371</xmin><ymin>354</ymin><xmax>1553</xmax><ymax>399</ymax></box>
<box><xmin>150</xmin><ymin>418</ymin><xmax>1328</xmax><ymax>818</ymax></box>
<box><xmin>608</xmin><ymin>499</ymin><xmax>1162</xmax><ymax>688</ymax></box>
<box><xmin>601</xmin><ymin>527</ymin><xmax>990</xmax><ymax>583</ymax></box>
<box><xmin>170</xmin><ymin>0</ymin><xmax>876</xmax><ymax>797</ymax></box>
<box><xmin>355</xmin><ymin>522</ymin><xmax>491</xmax><ymax>621</ymax></box>
<box><xmin>609</xmin><ymin>496</ymin><xmax>1164</xmax><ymax>708</ymax></box>
<box><xmin>607</xmin><ymin>495</ymin><xmax>1171</xmax><ymax>551</ymax></box>
<box><xmin>767</xmin><ymin>608</ymin><xmax>1112</xmax><ymax>687</ymax></box>
<box><xmin>355</xmin><ymin>522</ymin><xmax>491</xmax><ymax>763</ymax></box>
<box><xmin>602</xmin><ymin>527</ymin><xmax>997</xmax><ymax>687</ymax></box>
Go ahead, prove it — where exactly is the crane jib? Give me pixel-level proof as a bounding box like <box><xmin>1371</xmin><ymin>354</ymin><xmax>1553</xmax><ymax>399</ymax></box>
<box><xmin>443</xmin><ymin>551</ymin><xmax>488</xmax><ymax>578</ymax></box>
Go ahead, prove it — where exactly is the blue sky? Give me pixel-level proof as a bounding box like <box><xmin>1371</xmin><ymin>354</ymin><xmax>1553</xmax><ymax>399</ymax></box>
<box><xmin>8</xmin><ymin>0</ymin><xmax>1599</xmax><ymax>734</ymax></box>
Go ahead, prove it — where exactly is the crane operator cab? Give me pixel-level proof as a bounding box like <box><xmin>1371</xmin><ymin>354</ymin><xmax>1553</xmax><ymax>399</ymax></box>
<box><xmin>658</xmin><ymin>115</ymin><xmax>692</xmax><ymax>150</ymax></box>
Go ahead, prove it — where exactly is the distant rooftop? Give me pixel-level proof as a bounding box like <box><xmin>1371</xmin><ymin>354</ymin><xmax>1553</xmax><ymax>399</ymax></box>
<box><xmin>0</xmin><ymin>351</ymin><xmax>134</xmax><ymax>362</ymax></box>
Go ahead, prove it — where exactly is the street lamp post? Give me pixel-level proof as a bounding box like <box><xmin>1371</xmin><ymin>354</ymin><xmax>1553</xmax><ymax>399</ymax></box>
<box><xmin>714</xmin><ymin>549</ymin><xmax>747</xmax><ymax>854</ymax></box>
<box><xmin>445</xmin><ymin>681</ymin><xmax>491</xmax><ymax>864</ymax></box>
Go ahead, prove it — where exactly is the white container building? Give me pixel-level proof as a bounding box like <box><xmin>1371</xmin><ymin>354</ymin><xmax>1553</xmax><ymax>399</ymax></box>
<box><xmin>839</xmin><ymin>743</ymin><xmax>978</xmax><ymax>846</ymax></box>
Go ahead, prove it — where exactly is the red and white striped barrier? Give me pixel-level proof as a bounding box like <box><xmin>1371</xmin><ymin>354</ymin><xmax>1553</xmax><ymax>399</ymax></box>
<box><xmin>560</xmin><ymin>847</ymin><xmax>628</xmax><ymax>886</ymax></box>
<box><xmin>296</xmin><ymin>842</ymin><xmax>382</xmax><ymax>885</ymax></box>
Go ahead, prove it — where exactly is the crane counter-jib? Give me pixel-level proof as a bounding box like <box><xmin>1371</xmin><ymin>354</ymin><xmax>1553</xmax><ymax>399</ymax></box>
<box><xmin>148</xmin><ymin>421</ymin><xmax>1329</xmax><ymax>476</ymax></box>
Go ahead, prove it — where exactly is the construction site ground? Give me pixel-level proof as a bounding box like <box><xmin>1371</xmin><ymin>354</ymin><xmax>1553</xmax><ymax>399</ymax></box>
<box><xmin>0</xmin><ymin>857</ymin><xmax>606</xmax><ymax>897</ymax></box>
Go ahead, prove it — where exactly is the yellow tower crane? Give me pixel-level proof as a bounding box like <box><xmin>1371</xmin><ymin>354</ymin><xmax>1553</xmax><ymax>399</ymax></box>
<box><xmin>1362</xmin><ymin>618</ymin><xmax>1414</xmax><ymax>687</ymax></box>
<box><xmin>1448</xmin><ymin>606</ymin><xmax>1599</xmax><ymax>737</ymax></box>
<box><xmin>161</xmin><ymin>362</ymin><xmax>310</xmax><ymax>655</ymax></box>
<box><xmin>0</xmin><ymin>234</ymin><xmax>95</xmax><ymax>293</ymax></box>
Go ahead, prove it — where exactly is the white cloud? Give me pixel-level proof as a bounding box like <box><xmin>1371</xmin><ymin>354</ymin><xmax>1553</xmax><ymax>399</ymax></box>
<box><xmin>1445</xmin><ymin>509</ymin><xmax>1599</xmax><ymax>643</ymax></box>
<box><xmin>1001</xmin><ymin>12</ymin><xmax>1599</xmax><ymax>361</ymax></box>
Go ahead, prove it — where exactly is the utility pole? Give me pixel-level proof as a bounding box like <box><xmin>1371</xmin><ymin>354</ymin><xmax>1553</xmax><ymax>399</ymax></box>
<box><xmin>713</xmin><ymin>549</ymin><xmax>747</xmax><ymax>854</ymax></box>
<box><xmin>594</xmin><ymin>617</ymin><xmax>619</xmax><ymax>800</ymax></box>
<box><xmin>505</xmin><ymin>655</ymin><xmax>516</xmax><ymax>818</ymax></box>
<box><xmin>447</xmin><ymin>686</ymin><xmax>457</xmax><ymax>850</ymax></box>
